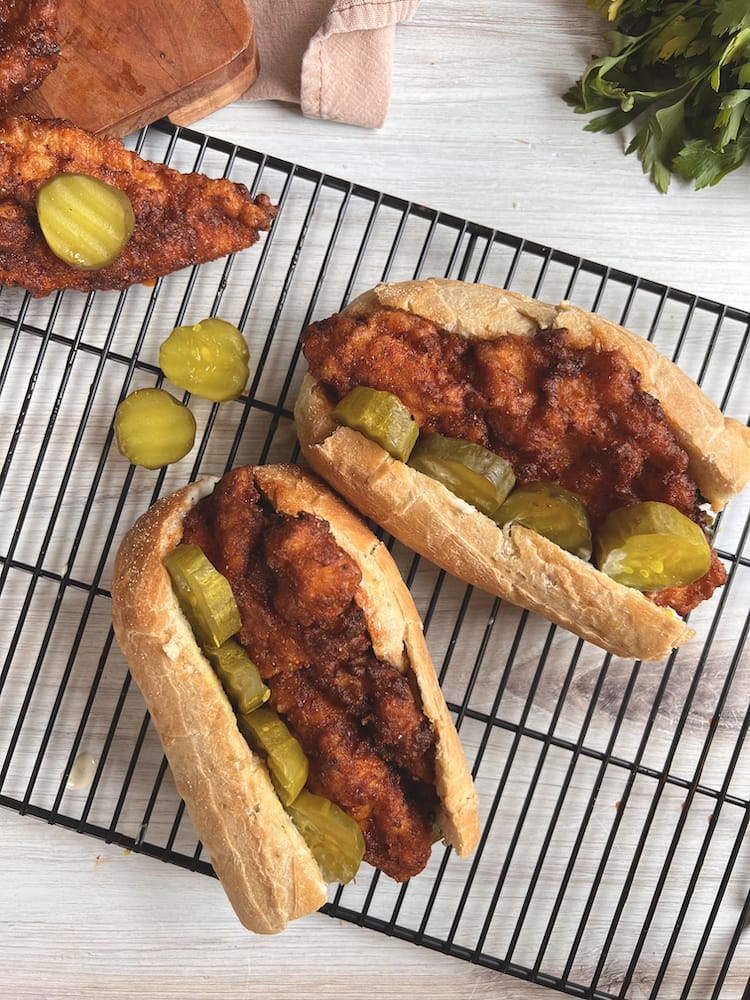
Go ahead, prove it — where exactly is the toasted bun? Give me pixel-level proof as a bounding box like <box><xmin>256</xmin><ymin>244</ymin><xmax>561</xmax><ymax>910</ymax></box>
<box><xmin>111</xmin><ymin>463</ymin><xmax>479</xmax><ymax>933</ymax></box>
<box><xmin>294</xmin><ymin>279</ymin><xmax>750</xmax><ymax>663</ymax></box>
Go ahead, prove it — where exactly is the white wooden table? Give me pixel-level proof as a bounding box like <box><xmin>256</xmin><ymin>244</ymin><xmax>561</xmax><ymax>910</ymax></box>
<box><xmin>2</xmin><ymin>3</ymin><xmax>748</xmax><ymax>998</ymax></box>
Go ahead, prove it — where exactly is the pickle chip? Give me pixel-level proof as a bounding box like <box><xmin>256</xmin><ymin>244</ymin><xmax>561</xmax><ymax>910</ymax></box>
<box><xmin>159</xmin><ymin>318</ymin><xmax>250</xmax><ymax>402</ymax></box>
<box><xmin>494</xmin><ymin>482</ymin><xmax>593</xmax><ymax>560</ymax></box>
<box><xmin>204</xmin><ymin>639</ymin><xmax>270</xmax><ymax>715</ymax></box>
<box><xmin>287</xmin><ymin>789</ymin><xmax>365</xmax><ymax>884</ymax></box>
<box><xmin>36</xmin><ymin>173</ymin><xmax>135</xmax><ymax>270</ymax></box>
<box><xmin>163</xmin><ymin>544</ymin><xmax>242</xmax><ymax>648</ymax></box>
<box><xmin>332</xmin><ymin>386</ymin><xmax>419</xmax><ymax>462</ymax></box>
<box><xmin>240</xmin><ymin>707</ymin><xmax>308</xmax><ymax>806</ymax></box>
<box><xmin>113</xmin><ymin>387</ymin><xmax>196</xmax><ymax>469</ymax></box>
<box><xmin>408</xmin><ymin>432</ymin><xmax>516</xmax><ymax>515</ymax></box>
<box><xmin>595</xmin><ymin>501</ymin><xmax>711</xmax><ymax>592</ymax></box>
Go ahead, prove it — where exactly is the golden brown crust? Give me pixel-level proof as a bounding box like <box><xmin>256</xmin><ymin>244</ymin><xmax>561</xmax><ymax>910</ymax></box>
<box><xmin>293</xmin><ymin>277</ymin><xmax>750</xmax><ymax>662</ymax></box>
<box><xmin>111</xmin><ymin>464</ymin><xmax>479</xmax><ymax>932</ymax></box>
<box><xmin>344</xmin><ymin>282</ymin><xmax>560</xmax><ymax>339</ymax></box>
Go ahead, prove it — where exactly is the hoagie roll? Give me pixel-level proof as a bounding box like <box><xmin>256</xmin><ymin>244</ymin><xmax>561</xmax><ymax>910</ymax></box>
<box><xmin>294</xmin><ymin>278</ymin><xmax>750</xmax><ymax>662</ymax></box>
<box><xmin>111</xmin><ymin>464</ymin><xmax>479</xmax><ymax>934</ymax></box>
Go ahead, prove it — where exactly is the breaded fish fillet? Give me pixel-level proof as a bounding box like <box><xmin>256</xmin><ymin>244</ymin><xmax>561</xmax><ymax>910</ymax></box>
<box><xmin>0</xmin><ymin>115</ymin><xmax>278</xmax><ymax>296</ymax></box>
<box><xmin>0</xmin><ymin>1</ymin><xmax>60</xmax><ymax>111</ymax></box>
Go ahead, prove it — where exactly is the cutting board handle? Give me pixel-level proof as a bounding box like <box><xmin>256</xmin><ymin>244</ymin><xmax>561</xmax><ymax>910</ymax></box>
<box><xmin>169</xmin><ymin>33</ymin><xmax>259</xmax><ymax>128</ymax></box>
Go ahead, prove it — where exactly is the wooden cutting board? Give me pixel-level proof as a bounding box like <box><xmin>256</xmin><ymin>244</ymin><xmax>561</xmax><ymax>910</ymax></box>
<box><xmin>15</xmin><ymin>0</ymin><xmax>258</xmax><ymax>137</ymax></box>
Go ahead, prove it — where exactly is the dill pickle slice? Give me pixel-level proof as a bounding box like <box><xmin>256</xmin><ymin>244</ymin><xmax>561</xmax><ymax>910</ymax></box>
<box><xmin>286</xmin><ymin>789</ymin><xmax>365</xmax><ymax>884</ymax></box>
<box><xmin>595</xmin><ymin>501</ymin><xmax>711</xmax><ymax>591</ymax></box>
<box><xmin>239</xmin><ymin>707</ymin><xmax>308</xmax><ymax>806</ymax></box>
<box><xmin>407</xmin><ymin>433</ymin><xmax>516</xmax><ymax>515</ymax></box>
<box><xmin>163</xmin><ymin>544</ymin><xmax>242</xmax><ymax>648</ymax></box>
<box><xmin>493</xmin><ymin>482</ymin><xmax>593</xmax><ymax>560</ymax></box>
<box><xmin>159</xmin><ymin>318</ymin><xmax>250</xmax><ymax>402</ymax></box>
<box><xmin>332</xmin><ymin>386</ymin><xmax>419</xmax><ymax>462</ymax></box>
<box><xmin>113</xmin><ymin>387</ymin><xmax>196</xmax><ymax>469</ymax></box>
<box><xmin>203</xmin><ymin>638</ymin><xmax>270</xmax><ymax>715</ymax></box>
<box><xmin>36</xmin><ymin>173</ymin><xmax>135</xmax><ymax>269</ymax></box>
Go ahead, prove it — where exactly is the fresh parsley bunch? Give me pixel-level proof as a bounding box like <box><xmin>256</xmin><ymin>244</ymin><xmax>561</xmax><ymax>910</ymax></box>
<box><xmin>565</xmin><ymin>0</ymin><xmax>750</xmax><ymax>191</ymax></box>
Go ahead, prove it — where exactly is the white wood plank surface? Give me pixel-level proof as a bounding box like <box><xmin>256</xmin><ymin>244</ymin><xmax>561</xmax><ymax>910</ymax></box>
<box><xmin>203</xmin><ymin>0</ymin><xmax>749</xmax><ymax>313</ymax></box>
<box><xmin>1</xmin><ymin>3</ymin><xmax>748</xmax><ymax>998</ymax></box>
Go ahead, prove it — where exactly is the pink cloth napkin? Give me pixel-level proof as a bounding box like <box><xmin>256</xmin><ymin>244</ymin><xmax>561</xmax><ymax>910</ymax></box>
<box><xmin>243</xmin><ymin>1</ymin><xmax>421</xmax><ymax>128</ymax></box>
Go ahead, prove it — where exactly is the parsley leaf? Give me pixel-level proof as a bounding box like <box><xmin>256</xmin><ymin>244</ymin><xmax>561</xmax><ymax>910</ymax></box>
<box><xmin>713</xmin><ymin>0</ymin><xmax>750</xmax><ymax>36</ymax></box>
<box><xmin>569</xmin><ymin>0</ymin><xmax>750</xmax><ymax>190</ymax></box>
<box><xmin>626</xmin><ymin>98</ymin><xmax>688</xmax><ymax>191</ymax></box>
<box><xmin>673</xmin><ymin>131</ymin><xmax>750</xmax><ymax>186</ymax></box>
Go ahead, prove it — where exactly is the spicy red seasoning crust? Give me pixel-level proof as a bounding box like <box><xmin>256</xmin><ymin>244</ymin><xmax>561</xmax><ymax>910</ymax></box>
<box><xmin>0</xmin><ymin>115</ymin><xmax>278</xmax><ymax>297</ymax></box>
<box><xmin>300</xmin><ymin>306</ymin><xmax>726</xmax><ymax>616</ymax></box>
<box><xmin>180</xmin><ymin>467</ymin><xmax>438</xmax><ymax>883</ymax></box>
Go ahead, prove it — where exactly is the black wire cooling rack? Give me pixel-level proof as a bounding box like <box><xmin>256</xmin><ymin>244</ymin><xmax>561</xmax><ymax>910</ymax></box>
<box><xmin>1</xmin><ymin>120</ymin><xmax>749</xmax><ymax>1000</ymax></box>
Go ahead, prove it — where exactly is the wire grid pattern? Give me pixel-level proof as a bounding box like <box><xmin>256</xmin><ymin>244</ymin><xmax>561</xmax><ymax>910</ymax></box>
<box><xmin>0</xmin><ymin>121</ymin><xmax>748</xmax><ymax>1000</ymax></box>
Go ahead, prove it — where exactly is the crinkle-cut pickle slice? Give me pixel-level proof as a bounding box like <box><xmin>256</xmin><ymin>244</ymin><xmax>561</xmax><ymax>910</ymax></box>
<box><xmin>159</xmin><ymin>318</ymin><xmax>250</xmax><ymax>403</ymax></box>
<box><xmin>36</xmin><ymin>173</ymin><xmax>135</xmax><ymax>270</ymax></box>
<box><xmin>203</xmin><ymin>638</ymin><xmax>270</xmax><ymax>715</ymax></box>
<box><xmin>595</xmin><ymin>501</ymin><xmax>711</xmax><ymax>592</ymax></box>
<box><xmin>332</xmin><ymin>385</ymin><xmax>419</xmax><ymax>462</ymax></box>
<box><xmin>114</xmin><ymin>387</ymin><xmax>195</xmax><ymax>470</ymax></box>
<box><xmin>286</xmin><ymin>789</ymin><xmax>365</xmax><ymax>885</ymax></box>
<box><xmin>163</xmin><ymin>544</ymin><xmax>242</xmax><ymax>649</ymax></box>
<box><xmin>239</xmin><ymin>706</ymin><xmax>309</xmax><ymax>806</ymax></box>
<box><xmin>493</xmin><ymin>481</ymin><xmax>593</xmax><ymax>560</ymax></box>
<box><xmin>408</xmin><ymin>432</ymin><xmax>516</xmax><ymax>515</ymax></box>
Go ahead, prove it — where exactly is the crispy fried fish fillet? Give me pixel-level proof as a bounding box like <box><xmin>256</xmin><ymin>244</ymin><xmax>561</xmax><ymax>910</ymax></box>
<box><xmin>0</xmin><ymin>1</ymin><xmax>60</xmax><ymax>111</ymax></box>
<box><xmin>0</xmin><ymin>115</ymin><xmax>278</xmax><ymax>296</ymax></box>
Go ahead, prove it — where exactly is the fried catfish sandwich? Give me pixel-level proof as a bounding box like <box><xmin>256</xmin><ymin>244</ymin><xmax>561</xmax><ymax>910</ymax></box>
<box><xmin>294</xmin><ymin>278</ymin><xmax>750</xmax><ymax>663</ymax></box>
<box><xmin>0</xmin><ymin>115</ymin><xmax>277</xmax><ymax>296</ymax></box>
<box><xmin>111</xmin><ymin>464</ymin><xmax>480</xmax><ymax>934</ymax></box>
